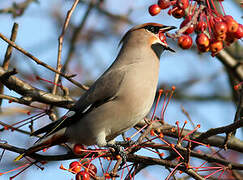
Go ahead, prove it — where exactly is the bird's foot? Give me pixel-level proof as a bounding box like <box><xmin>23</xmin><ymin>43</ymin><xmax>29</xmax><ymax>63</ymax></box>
<box><xmin>125</xmin><ymin>139</ymin><xmax>136</xmax><ymax>147</ymax></box>
<box><xmin>107</xmin><ymin>144</ymin><xmax>127</xmax><ymax>167</ymax></box>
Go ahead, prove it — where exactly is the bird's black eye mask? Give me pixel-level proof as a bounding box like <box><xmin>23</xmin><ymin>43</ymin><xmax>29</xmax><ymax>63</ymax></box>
<box><xmin>145</xmin><ymin>25</ymin><xmax>160</xmax><ymax>34</ymax></box>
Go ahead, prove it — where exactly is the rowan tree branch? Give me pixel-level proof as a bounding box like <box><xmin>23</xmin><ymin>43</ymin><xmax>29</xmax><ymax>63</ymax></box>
<box><xmin>0</xmin><ymin>67</ymin><xmax>74</xmax><ymax>108</ymax></box>
<box><xmin>136</xmin><ymin>119</ymin><xmax>243</xmax><ymax>153</ymax></box>
<box><xmin>0</xmin><ymin>23</ymin><xmax>19</xmax><ymax>109</ymax></box>
<box><xmin>216</xmin><ymin>50</ymin><xmax>243</xmax><ymax>81</ymax></box>
<box><xmin>79</xmin><ymin>0</ymin><xmax>133</xmax><ymax>24</ymax></box>
<box><xmin>0</xmin><ymin>32</ymin><xmax>89</xmax><ymax>90</ymax></box>
<box><xmin>0</xmin><ymin>0</ymin><xmax>37</xmax><ymax>18</ymax></box>
<box><xmin>52</xmin><ymin>0</ymin><xmax>80</xmax><ymax>95</ymax></box>
<box><xmin>62</xmin><ymin>0</ymin><xmax>96</xmax><ymax>74</ymax></box>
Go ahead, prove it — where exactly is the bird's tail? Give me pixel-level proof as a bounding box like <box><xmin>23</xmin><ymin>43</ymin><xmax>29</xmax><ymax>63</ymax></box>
<box><xmin>14</xmin><ymin>153</ymin><xmax>25</xmax><ymax>162</ymax></box>
<box><xmin>14</xmin><ymin>131</ymin><xmax>68</xmax><ymax>161</ymax></box>
<box><xmin>14</xmin><ymin>143</ymin><xmax>48</xmax><ymax>161</ymax></box>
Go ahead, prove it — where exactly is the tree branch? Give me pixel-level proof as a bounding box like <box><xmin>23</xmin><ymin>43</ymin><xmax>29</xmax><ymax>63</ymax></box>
<box><xmin>0</xmin><ymin>67</ymin><xmax>74</xmax><ymax>108</ymax></box>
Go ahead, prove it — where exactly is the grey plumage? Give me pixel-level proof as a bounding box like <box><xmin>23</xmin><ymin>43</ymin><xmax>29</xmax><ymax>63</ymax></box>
<box><xmin>15</xmin><ymin>23</ymin><xmax>175</xmax><ymax>160</ymax></box>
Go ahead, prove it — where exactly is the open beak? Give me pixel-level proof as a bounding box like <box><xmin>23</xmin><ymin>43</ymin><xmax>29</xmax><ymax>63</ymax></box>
<box><xmin>159</xmin><ymin>25</ymin><xmax>176</xmax><ymax>52</ymax></box>
<box><xmin>158</xmin><ymin>26</ymin><xmax>176</xmax><ymax>52</ymax></box>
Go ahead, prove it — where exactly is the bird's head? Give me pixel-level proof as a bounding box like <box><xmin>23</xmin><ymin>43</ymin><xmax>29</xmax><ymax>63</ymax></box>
<box><xmin>119</xmin><ymin>23</ymin><xmax>176</xmax><ymax>58</ymax></box>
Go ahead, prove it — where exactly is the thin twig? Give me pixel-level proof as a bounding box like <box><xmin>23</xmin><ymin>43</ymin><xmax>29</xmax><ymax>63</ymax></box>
<box><xmin>181</xmin><ymin>105</ymin><xmax>196</xmax><ymax>129</ymax></box>
<box><xmin>0</xmin><ymin>94</ymin><xmax>31</xmax><ymax>106</ymax></box>
<box><xmin>193</xmin><ymin>120</ymin><xmax>243</xmax><ymax>148</ymax></box>
<box><xmin>0</xmin><ymin>32</ymin><xmax>89</xmax><ymax>90</ymax></box>
<box><xmin>52</xmin><ymin>0</ymin><xmax>80</xmax><ymax>95</ymax></box>
<box><xmin>62</xmin><ymin>0</ymin><xmax>96</xmax><ymax>74</ymax></box>
<box><xmin>0</xmin><ymin>0</ymin><xmax>36</xmax><ymax>17</ymax></box>
<box><xmin>136</xmin><ymin>120</ymin><xmax>243</xmax><ymax>153</ymax></box>
<box><xmin>111</xmin><ymin>158</ymin><xmax>122</xmax><ymax>179</ymax></box>
<box><xmin>48</xmin><ymin>0</ymin><xmax>80</xmax><ymax>121</ymax></box>
<box><xmin>0</xmin><ymin>23</ymin><xmax>18</xmax><ymax>109</ymax></box>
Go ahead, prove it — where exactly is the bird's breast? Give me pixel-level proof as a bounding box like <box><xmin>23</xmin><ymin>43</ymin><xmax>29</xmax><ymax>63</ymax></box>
<box><xmin>117</xmin><ymin>60</ymin><xmax>159</xmax><ymax>119</ymax></box>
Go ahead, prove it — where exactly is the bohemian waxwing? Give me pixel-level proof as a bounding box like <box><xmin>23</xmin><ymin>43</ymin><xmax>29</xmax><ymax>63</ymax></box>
<box><xmin>15</xmin><ymin>23</ymin><xmax>176</xmax><ymax>161</ymax></box>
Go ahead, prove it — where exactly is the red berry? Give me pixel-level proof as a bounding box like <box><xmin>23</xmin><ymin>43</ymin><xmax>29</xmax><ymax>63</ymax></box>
<box><xmin>69</xmin><ymin>161</ymin><xmax>82</xmax><ymax>173</ymax></box>
<box><xmin>224</xmin><ymin>18</ymin><xmax>239</xmax><ymax>33</ymax></box>
<box><xmin>159</xmin><ymin>32</ymin><xmax>168</xmax><ymax>45</ymax></box>
<box><xmin>150</xmin><ymin>129</ymin><xmax>155</xmax><ymax>136</ymax></box>
<box><xmin>215</xmin><ymin>33</ymin><xmax>226</xmax><ymax>41</ymax></box>
<box><xmin>171</xmin><ymin>7</ymin><xmax>185</xmax><ymax>19</ymax></box>
<box><xmin>158</xmin><ymin>0</ymin><xmax>171</xmax><ymax>9</ymax></box>
<box><xmin>177</xmin><ymin>0</ymin><xmax>189</xmax><ymax>9</ymax></box>
<box><xmin>233</xmin><ymin>24</ymin><xmax>243</xmax><ymax>39</ymax></box>
<box><xmin>210</xmin><ymin>41</ymin><xmax>223</xmax><ymax>55</ymax></box>
<box><xmin>196</xmin><ymin>21</ymin><xmax>207</xmax><ymax>32</ymax></box>
<box><xmin>180</xmin><ymin>16</ymin><xmax>194</xmax><ymax>34</ymax></box>
<box><xmin>225</xmin><ymin>33</ymin><xmax>236</xmax><ymax>45</ymax></box>
<box><xmin>223</xmin><ymin>15</ymin><xmax>233</xmax><ymax>21</ymax></box>
<box><xmin>149</xmin><ymin>4</ymin><xmax>161</xmax><ymax>16</ymax></box>
<box><xmin>197</xmin><ymin>45</ymin><xmax>209</xmax><ymax>53</ymax></box>
<box><xmin>178</xmin><ymin>35</ymin><xmax>193</xmax><ymax>49</ymax></box>
<box><xmin>76</xmin><ymin>171</ymin><xmax>90</xmax><ymax>180</ymax></box>
<box><xmin>73</xmin><ymin>144</ymin><xmax>86</xmax><ymax>155</ymax></box>
<box><xmin>84</xmin><ymin>163</ymin><xmax>97</xmax><ymax>177</ymax></box>
<box><xmin>196</xmin><ymin>33</ymin><xmax>210</xmax><ymax>48</ymax></box>
<box><xmin>213</xmin><ymin>21</ymin><xmax>227</xmax><ymax>35</ymax></box>
<box><xmin>214</xmin><ymin>17</ymin><xmax>223</xmax><ymax>23</ymax></box>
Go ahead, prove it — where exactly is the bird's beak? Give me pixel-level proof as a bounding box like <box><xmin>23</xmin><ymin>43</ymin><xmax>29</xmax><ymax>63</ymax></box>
<box><xmin>159</xmin><ymin>25</ymin><xmax>176</xmax><ymax>53</ymax></box>
<box><xmin>160</xmin><ymin>25</ymin><xmax>177</xmax><ymax>33</ymax></box>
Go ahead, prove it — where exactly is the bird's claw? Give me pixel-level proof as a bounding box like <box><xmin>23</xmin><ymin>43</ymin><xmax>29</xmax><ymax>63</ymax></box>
<box><xmin>126</xmin><ymin>139</ymin><xmax>136</xmax><ymax>147</ymax></box>
<box><xmin>107</xmin><ymin>144</ymin><xmax>127</xmax><ymax>167</ymax></box>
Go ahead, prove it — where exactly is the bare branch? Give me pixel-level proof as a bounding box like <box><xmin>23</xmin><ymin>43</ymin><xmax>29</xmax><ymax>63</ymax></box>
<box><xmin>0</xmin><ymin>0</ymin><xmax>36</xmax><ymax>17</ymax></box>
<box><xmin>52</xmin><ymin>0</ymin><xmax>80</xmax><ymax>95</ymax></box>
<box><xmin>0</xmin><ymin>67</ymin><xmax>74</xmax><ymax>108</ymax></box>
<box><xmin>0</xmin><ymin>23</ymin><xmax>19</xmax><ymax>109</ymax></box>
<box><xmin>62</xmin><ymin>0</ymin><xmax>96</xmax><ymax>73</ymax></box>
<box><xmin>0</xmin><ymin>32</ymin><xmax>89</xmax><ymax>90</ymax></box>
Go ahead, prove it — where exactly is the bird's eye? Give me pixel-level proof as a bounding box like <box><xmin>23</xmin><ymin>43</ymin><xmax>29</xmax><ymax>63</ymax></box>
<box><xmin>146</xmin><ymin>26</ymin><xmax>160</xmax><ymax>34</ymax></box>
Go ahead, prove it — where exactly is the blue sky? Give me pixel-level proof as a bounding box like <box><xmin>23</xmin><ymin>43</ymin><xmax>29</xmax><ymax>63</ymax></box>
<box><xmin>0</xmin><ymin>0</ymin><xmax>242</xmax><ymax>179</ymax></box>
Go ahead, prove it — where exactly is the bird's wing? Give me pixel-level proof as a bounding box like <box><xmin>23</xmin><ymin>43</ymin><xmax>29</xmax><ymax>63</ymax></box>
<box><xmin>31</xmin><ymin>68</ymin><xmax>126</xmax><ymax>140</ymax></box>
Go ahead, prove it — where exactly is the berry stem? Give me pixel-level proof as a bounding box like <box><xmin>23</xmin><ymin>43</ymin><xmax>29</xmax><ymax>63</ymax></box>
<box><xmin>165</xmin><ymin>162</ymin><xmax>183</xmax><ymax>180</ymax></box>
<box><xmin>209</xmin><ymin>0</ymin><xmax>219</xmax><ymax>16</ymax></box>
<box><xmin>204</xmin><ymin>167</ymin><xmax>224</xmax><ymax>179</ymax></box>
<box><xmin>15</xmin><ymin>113</ymin><xmax>46</xmax><ymax>129</ymax></box>
<box><xmin>151</xmin><ymin>89</ymin><xmax>163</xmax><ymax>121</ymax></box>
<box><xmin>205</xmin><ymin>11</ymin><xmax>212</xmax><ymax>37</ymax></box>
<box><xmin>181</xmin><ymin>125</ymin><xmax>200</xmax><ymax>141</ymax></box>
<box><xmin>219</xmin><ymin>1</ymin><xmax>226</xmax><ymax>16</ymax></box>
<box><xmin>160</xmin><ymin>90</ymin><xmax>168</xmax><ymax>122</ymax></box>
<box><xmin>0</xmin><ymin>163</ymin><xmax>30</xmax><ymax>176</ymax></box>
<box><xmin>10</xmin><ymin>112</ymin><xmax>44</xmax><ymax>127</ymax></box>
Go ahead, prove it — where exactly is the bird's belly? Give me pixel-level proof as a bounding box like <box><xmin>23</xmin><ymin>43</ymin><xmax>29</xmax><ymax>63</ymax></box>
<box><xmin>106</xmin><ymin>82</ymin><xmax>157</xmax><ymax>140</ymax></box>
<box><xmin>66</xmin><ymin>95</ymin><xmax>153</xmax><ymax>146</ymax></box>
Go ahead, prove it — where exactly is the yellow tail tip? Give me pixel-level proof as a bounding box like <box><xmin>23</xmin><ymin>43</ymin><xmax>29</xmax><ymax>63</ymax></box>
<box><xmin>14</xmin><ymin>153</ymin><xmax>24</xmax><ymax>162</ymax></box>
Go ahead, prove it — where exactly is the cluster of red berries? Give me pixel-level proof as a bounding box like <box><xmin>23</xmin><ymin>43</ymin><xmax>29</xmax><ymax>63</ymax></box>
<box><xmin>64</xmin><ymin>144</ymin><xmax>97</xmax><ymax>180</ymax></box>
<box><xmin>69</xmin><ymin>161</ymin><xmax>97</xmax><ymax>180</ymax></box>
<box><xmin>148</xmin><ymin>0</ymin><xmax>243</xmax><ymax>56</ymax></box>
<box><xmin>149</xmin><ymin>0</ymin><xmax>188</xmax><ymax>17</ymax></box>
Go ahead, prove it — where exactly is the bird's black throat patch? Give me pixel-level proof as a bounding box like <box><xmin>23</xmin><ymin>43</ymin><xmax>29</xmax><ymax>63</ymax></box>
<box><xmin>151</xmin><ymin>43</ymin><xmax>165</xmax><ymax>59</ymax></box>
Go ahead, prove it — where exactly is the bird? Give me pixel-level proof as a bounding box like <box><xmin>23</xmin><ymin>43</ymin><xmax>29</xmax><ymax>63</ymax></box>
<box><xmin>15</xmin><ymin>23</ymin><xmax>176</xmax><ymax>161</ymax></box>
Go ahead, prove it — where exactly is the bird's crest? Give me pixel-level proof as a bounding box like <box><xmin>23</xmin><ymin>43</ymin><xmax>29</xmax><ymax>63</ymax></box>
<box><xmin>118</xmin><ymin>23</ymin><xmax>164</xmax><ymax>46</ymax></box>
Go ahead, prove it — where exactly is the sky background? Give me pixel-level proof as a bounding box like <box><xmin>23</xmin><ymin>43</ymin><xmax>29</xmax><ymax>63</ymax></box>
<box><xmin>0</xmin><ymin>0</ymin><xmax>242</xmax><ymax>179</ymax></box>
